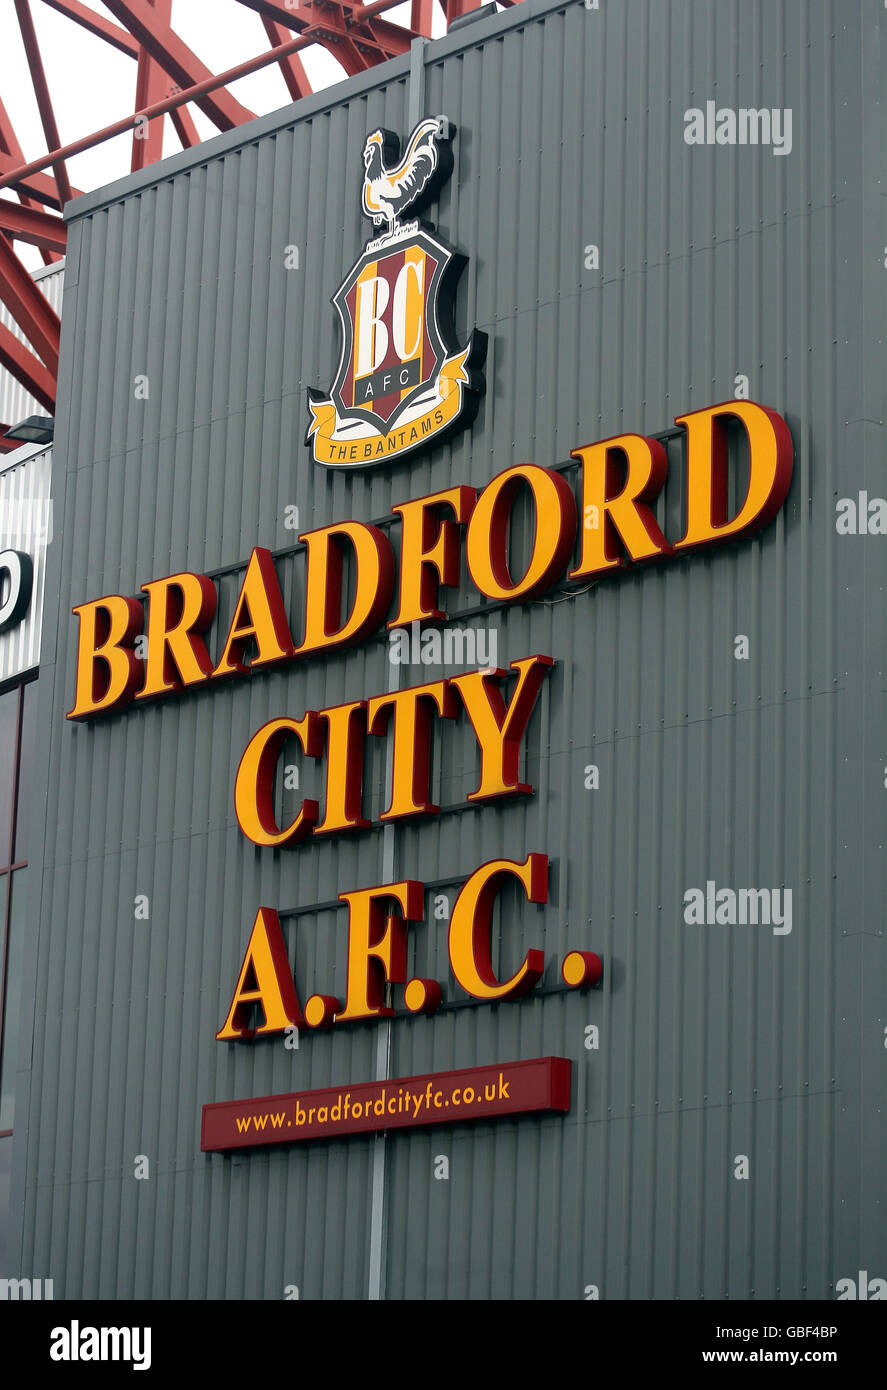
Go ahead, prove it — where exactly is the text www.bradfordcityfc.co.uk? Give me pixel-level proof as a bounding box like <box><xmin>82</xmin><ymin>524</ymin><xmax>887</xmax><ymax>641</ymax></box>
<box><xmin>235</xmin><ymin>1072</ymin><xmax>512</xmax><ymax>1136</ymax></box>
<box><xmin>202</xmin><ymin>1057</ymin><xmax>571</xmax><ymax>1150</ymax></box>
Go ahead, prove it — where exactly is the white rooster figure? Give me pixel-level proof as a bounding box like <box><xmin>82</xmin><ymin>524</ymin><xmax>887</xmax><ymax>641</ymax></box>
<box><xmin>361</xmin><ymin>117</ymin><xmax>443</xmax><ymax>235</ymax></box>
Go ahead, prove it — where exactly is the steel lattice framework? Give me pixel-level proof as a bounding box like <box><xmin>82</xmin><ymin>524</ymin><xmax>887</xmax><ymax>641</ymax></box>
<box><xmin>0</xmin><ymin>0</ymin><xmax>516</xmax><ymax>449</ymax></box>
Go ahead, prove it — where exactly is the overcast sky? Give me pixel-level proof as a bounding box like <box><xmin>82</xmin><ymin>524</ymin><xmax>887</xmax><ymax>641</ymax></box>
<box><xmin>1</xmin><ymin>0</ymin><xmax>446</xmax><ymax>269</ymax></box>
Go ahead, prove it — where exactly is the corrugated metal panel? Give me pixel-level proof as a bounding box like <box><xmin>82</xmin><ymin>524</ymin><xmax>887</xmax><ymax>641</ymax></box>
<box><xmin>0</xmin><ymin>445</ymin><xmax>51</xmax><ymax>680</ymax></box>
<box><xmin>0</xmin><ymin>262</ymin><xmax>64</xmax><ymax>426</ymax></box>
<box><xmin>9</xmin><ymin>0</ymin><xmax>885</xmax><ymax>1300</ymax></box>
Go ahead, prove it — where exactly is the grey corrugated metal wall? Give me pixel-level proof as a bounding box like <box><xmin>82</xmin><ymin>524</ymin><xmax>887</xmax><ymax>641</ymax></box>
<box><xmin>10</xmin><ymin>0</ymin><xmax>886</xmax><ymax>1299</ymax></box>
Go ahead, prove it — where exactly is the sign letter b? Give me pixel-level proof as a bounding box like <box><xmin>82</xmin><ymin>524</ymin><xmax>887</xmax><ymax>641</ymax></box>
<box><xmin>355</xmin><ymin>277</ymin><xmax>390</xmax><ymax>375</ymax></box>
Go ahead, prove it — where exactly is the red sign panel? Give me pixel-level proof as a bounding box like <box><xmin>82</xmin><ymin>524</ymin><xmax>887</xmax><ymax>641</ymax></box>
<box><xmin>201</xmin><ymin>1056</ymin><xmax>571</xmax><ymax>1151</ymax></box>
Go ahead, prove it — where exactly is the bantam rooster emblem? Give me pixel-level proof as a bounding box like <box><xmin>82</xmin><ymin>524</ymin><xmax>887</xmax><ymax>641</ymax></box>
<box><xmin>361</xmin><ymin>117</ymin><xmax>446</xmax><ymax>234</ymax></box>
<box><xmin>307</xmin><ymin>115</ymin><xmax>485</xmax><ymax>470</ymax></box>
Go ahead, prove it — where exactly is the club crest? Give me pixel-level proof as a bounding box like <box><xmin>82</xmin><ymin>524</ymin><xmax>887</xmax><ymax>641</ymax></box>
<box><xmin>307</xmin><ymin>116</ymin><xmax>485</xmax><ymax>469</ymax></box>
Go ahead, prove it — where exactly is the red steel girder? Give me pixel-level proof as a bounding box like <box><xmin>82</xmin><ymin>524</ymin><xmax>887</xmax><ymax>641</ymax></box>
<box><xmin>0</xmin><ymin>322</ymin><xmax>56</xmax><ymax>412</ymax></box>
<box><xmin>0</xmin><ymin>0</ymin><xmax>524</xmax><ymax>414</ymax></box>
<box><xmin>296</xmin><ymin>17</ymin><xmax>401</xmax><ymax>69</ymax></box>
<box><xmin>0</xmin><ymin>199</ymin><xmax>67</xmax><ymax>253</ymax></box>
<box><xmin>0</xmin><ymin>152</ymin><xmax>79</xmax><ymax>211</ymax></box>
<box><xmin>101</xmin><ymin>0</ymin><xmax>257</xmax><ymax>132</ymax></box>
<box><xmin>38</xmin><ymin>0</ymin><xmax>140</xmax><ymax>56</ymax></box>
<box><xmin>317</xmin><ymin>17</ymin><xmax>372</xmax><ymax>76</ymax></box>
<box><xmin>0</xmin><ymin>31</ymin><xmax>319</xmax><ymax>196</ymax></box>
<box><xmin>0</xmin><ymin>95</ymin><xmax>82</xmax><ymax>210</ymax></box>
<box><xmin>236</xmin><ymin>0</ymin><xmax>407</xmax><ymax>48</ymax></box>
<box><xmin>239</xmin><ymin>0</ymin><xmax>411</xmax><ymax>62</ymax></box>
<box><xmin>169</xmin><ymin>98</ymin><xmax>200</xmax><ymax>151</ymax></box>
<box><xmin>14</xmin><ymin>0</ymin><xmax>74</xmax><ymax>206</ymax></box>
<box><xmin>233</xmin><ymin>0</ymin><xmax>312</xmax><ymax>26</ymax></box>
<box><xmin>314</xmin><ymin>3</ymin><xmax>413</xmax><ymax>60</ymax></box>
<box><xmin>261</xmin><ymin>15</ymin><xmax>313</xmax><ymax>101</ymax></box>
<box><xmin>0</xmin><ymin>234</ymin><xmax>60</xmax><ymax>374</ymax></box>
<box><xmin>0</xmin><ymin>430</ymin><xmax>20</xmax><ymax>454</ymax></box>
<box><xmin>354</xmin><ymin>14</ymin><xmax>414</xmax><ymax>57</ymax></box>
<box><xmin>410</xmin><ymin>0</ymin><xmax>434</xmax><ymax>37</ymax></box>
<box><xmin>0</xmin><ymin>94</ymin><xmax>60</xmax><ymax>263</ymax></box>
<box><xmin>0</xmin><ymin>97</ymin><xmax>47</xmax><ymax>211</ymax></box>
<box><xmin>352</xmin><ymin>0</ymin><xmax>428</xmax><ymax>19</ymax></box>
<box><xmin>0</xmin><ymin>96</ymin><xmax>28</xmax><ymax>164</ymax></box>
<box><xmin>130</xmin><ymin>0</ymin><xmax>173</xmax><ymax>172</ymax></box>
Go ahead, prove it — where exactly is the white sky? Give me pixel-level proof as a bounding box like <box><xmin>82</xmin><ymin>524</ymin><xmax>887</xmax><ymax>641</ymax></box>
<box><xmin>1</xmin><ymin>0</ymin><xmax>448</xmax><ymax>269</ymax></box>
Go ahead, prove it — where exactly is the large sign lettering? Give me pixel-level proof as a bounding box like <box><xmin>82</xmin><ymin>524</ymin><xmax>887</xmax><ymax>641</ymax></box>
<box><xmin>66</xmin><ymin>397</ymin><xmax>793</xmax><ymax>1065</ymax></box>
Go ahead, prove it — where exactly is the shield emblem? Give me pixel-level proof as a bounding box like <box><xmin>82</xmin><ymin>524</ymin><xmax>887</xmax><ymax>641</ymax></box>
<box><xmin>330</xmin><ymin>229</ymin><xmax>452</xmax><ymax>435</ymax></box>
<box><xmin>307</xmin><ymin>115</ymin><xmax>485</xmax><ymax>469</ymax></box>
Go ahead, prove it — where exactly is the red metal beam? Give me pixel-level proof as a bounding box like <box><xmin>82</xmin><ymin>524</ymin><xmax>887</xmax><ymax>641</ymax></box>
<box><xmin>0</xmin><ymin>32</ymin><xmax>319</xmax><ymax>195</ymax></box>
<box><xmin>0</xmin><ymin>153</ymin><xmax>76</xmax><ymax>211</ymax></box>
<box><xmin>0</xmin><ymin>431</ymin><xmax>20</xmax><ymax>455</ymax></box>
<box><xmin>234</xmin><ymin>0</ymin><xmax>311</xmax><ymax>27</ymax></box>
<box><xmin>241</xmin><ymin>0</ymin><xmax>410</xmax><ymax>62</ymax></box>
<box><xmin>351</xmin><ymin>0</ymin><xmax>505</xmax><ymax>25</ymax></box>
<box><xmin>321</xmin><ymin>18</ymin><xmax>372</xmax><ymax>75</ymax></box>
<box><xmin>0</xmin><ymin>99</ymin><xmax>45</xmax><ymax>208</ymax></box>
<box><xmin>14</xmin><ymin>0</ymin><xmax>74</xmax><ymax>206</ymax></box>
<box><xmin>0</xmin><ymin>95</ymin><xmax>59</xmax><ymax>263</ymax></box>
<box><xmin>0</xmin><ymin>235</ymin><xmax>60</xmax><ymax>375</ymax></box>
<box><xmin>310</xmin><ymin>3</ymin><xmax>413</xmax><ymax>59</ymax></box>
<box><xmin>130</xmin><ymin>0</ymin><xmax>172</xmax><ymax>172</ymax></box>
<box><xmin>38</xmin><ymin>0</ymin><xmax>140</xmax><ymax>56</ymax></box>
<box><xmin>0</xmin><ymin>2</ymin><xmax>527</xmax><ymax>206</ymax></box>
<box><xmin>0</xmin><ymin>98</ymin><xmax>27</xmax><ymax>165</ymax></box>
<box><xmin>261</xmin><ymin>14</ymin><xmax>313</xmax><ymax>101</ymax></box>
<box><xmin>352</xmin><ymin>0</ymin><xmax>426</xmax><ymax>19</ymax></box>
<box><xmin>0</xmin><ymin>323</ymin><xmax>56</xmax><ymax>412</ymax></box>
<box><xmin>169</xmin><ymin>98</ymin><xmax>200</xmax><ymax>151</ymax></box>
<box><xmin>410</xmin><ymin>0</ymin><xmax>435</xmax><ymax>37</ymax></box>
<box><xmin>295</xmin><ymin>9</ymin><xmax>399</xmax><ymax>67</ymax></box>
<box><xmin>102</xmin><ymin>0</ymin><xmax>258</xmax><ymax>132</ymax></box>
<box><xmin>0</xmin><ymin>200</ymin><xmax>67</xmax><ymax>253</ymax></box>
<box><xmin>355</xmin><ymin>10</ymin><xmax>414</xmax><ymax>56</ymax></box>
<box><xmin>364</xmin><ymin>23</ymin><xmax>412</xmax><ymax>56</ymax></box>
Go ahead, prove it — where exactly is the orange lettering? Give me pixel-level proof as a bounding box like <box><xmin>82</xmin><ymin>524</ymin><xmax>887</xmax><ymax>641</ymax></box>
<box><xmin>296</xmin><ymin>522</ymin><xmax>394</xmax><ymax>656</ymax></box>
<box><xmin>234</xmin><ymin>714</ymin><xmax>323</xmax><ymax>847</ymax></box>
<box><xmin>214</xmin><ymin>547</ymin><xmax>294</xmax><ymax>676</ymax></box>
<box><xmin>448</xmin><ymin>854</ymin><xmax>547</xmax><ymax>1001</ymax></box>
<box><xmin>336</xmin><ymin>879</ymin><xmax>424</xmax><ymax>1022</ymax></box>
<box><xmin>216</xmin><ymin>906</ymin><xmax>303</xmax><ymax>1039</ymax></box>
<box><xmin>367</xmin><ymin>680</ymin><xmax>457</xmax><ymax>820</ymax></box>
<box><xmin>137</xmin><ymin>571</ymin><xmax>217</xmax><ymax>699</ymax></box>
<box><xmin>569</xmin><ymin>433</ymin><xmax>671</xmax><ymax>577</ymax></box>
<box><xmin>675</xmin><ymin>400</ymin><xmax>793</xmax><ymax>550</ymax></box>
<box><xmin>67</xmin><ymin>594</ymin><xmax>144</xmax><ymax>720</ymax></box>
<box><xmin>466</xmin><ymin>464</ymin><xmax>577</xmax><ymax>600</ymax></box>
<box><xmin>450</xmin><ymin>655</ymin><xmax>553</xmax><ymax>801</ymax></box>
<box><xmin>389</xmin><ymin>485</ymin><xmax>476</xmax><ymax>627</ymax></box>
